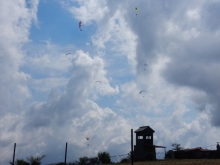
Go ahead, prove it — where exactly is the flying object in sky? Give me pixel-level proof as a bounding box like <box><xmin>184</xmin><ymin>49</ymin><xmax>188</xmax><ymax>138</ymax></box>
<box><xmin>86</xmin><ymin>137</ymin><xmax>89</xmax><ymax>146</ymax></box>
<box><xmin>144</xmin><ymin>63</ymin><xmax>148</xmax><ymax>70</ymax></box>
<box><xmin>139</xmin><ymin>90</ymin><xmax>145</xmax><ymax>97</ymax></box>
<box><xmin>139</xmin><ymin>90</ymin><xmax>145</xmax><ymax>94</ymax></box>
<box><xmin>66</xmin><ymin>53</ymin><xmax>72</xmax><ymax>56</ymax></box>
<box><xmin>66</xmin><ymin>53</ymin><xmax>72</xmax><ymax>60</ymax></box>
<box><xmin>79</xmin><ymin>21</ymin><xmax>82</xmax><ymax>31</ymax></box>
<box><xmin>95</xmin><ymin>81</ymin><xmax>103</xmax><ymax>88</ymax></box>
<box><xmin>135</xmin><ymin>7</ymin><xmax>138</xmax><ymax>15</ymax></box>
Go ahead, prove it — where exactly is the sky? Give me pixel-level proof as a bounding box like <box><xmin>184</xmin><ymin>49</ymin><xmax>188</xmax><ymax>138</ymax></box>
<box><xmin>1</xmin><ymin>0</ymin><xmax>220</xmax><ymax>164</ymax></box>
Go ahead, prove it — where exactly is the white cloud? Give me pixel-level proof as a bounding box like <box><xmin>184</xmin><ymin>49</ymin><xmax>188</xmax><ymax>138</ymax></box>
<box><xmin>2</xmin><ymin>0</ymin><xmax>220</xmax><ymax>164</ymax></box>
<box><xmin>0</xmin><ymin>0</ymin><xmax>39</xmax><ymax>116</ymax></box>
<box><xmin>65</xmin><ymin>0</ymin><xmax>108</xmax><ymax>24</ymax></box>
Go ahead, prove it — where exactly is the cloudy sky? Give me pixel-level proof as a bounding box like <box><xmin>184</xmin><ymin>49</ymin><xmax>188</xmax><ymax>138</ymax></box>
<box><xmin>1</xmin><ymin>0</ymin><xmax>220</xmax><ymax>164</ymax></box>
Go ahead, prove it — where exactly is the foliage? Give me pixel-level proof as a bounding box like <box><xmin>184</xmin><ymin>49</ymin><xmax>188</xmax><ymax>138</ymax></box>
<box><xmin>165</xmin><ymin>150</ymin><xmax>174</xmax><ymax>159</ymax></box>
<box><xmin>78</xmin><ymin>156</ymin><xmax>89</xmax><ymax>165</ymax></box>
<box><xmin>120</xmin><ymin>158</ymin><xmax>129</xmax><ymax>163</ymax></box>
<box><xmin>171</xmin><ymin>143</ymin><xmax>184</xmax><ymax>151</ymax></box>
<box><xmin>26</xmin><ymin>155</ymin><xmax>46</xmax><ymax>165</ymax></box>
<box><xmin>120</xmin><ymin>152</ymin><xmax>132</xmax><ymax>163</ymax></box>
<box><xmin>10</xmin><ymin>159</ymin><xmax>30</xmax><ymax>165</ymax></box>
<box><xmin>55</xmin><ymin>163</ymin><xmax>65</xmax><ymax>165</ymax></box>
<box><xmin>88</xmin><ymin>157</ymin><xmax>100</xmax><ymax>164</ymax></box>
<box><xmin>127</xmin><ymin>151</ymin><xmax>133</xmax><ymax>161</ymax></box>
<box><xmin>97</xmin><ymin>152</ymin><xmax>111</xmax><ymax>164</ymax></box>
<box><xmin>56</xmin><ymin>162</ymin><xmax>78</xmax><ymax>165</ymax></box>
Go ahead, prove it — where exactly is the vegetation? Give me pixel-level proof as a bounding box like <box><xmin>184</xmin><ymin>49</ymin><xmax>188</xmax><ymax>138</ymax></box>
<box><xmin>171</xmin><ymin>143</ymin><xmax>184</xmax><ymax>151</ymax></box>
<box><xmin>97</xmin><ymin>151</ymin><xmax>111</xmax><ymax>164</ymax></box>
<box><xmin>26</xmin><ymin>155</ymin><xmax>46</xmax><ymax>165</ymax></box>
<box><xmin>165</xmin><ymin>143</ymin><xmax>184</xmax><ymax>159</ymax></box>
<box><xmin>120</xmin><ymin>151</ymin><xmax>132</xmax><ymax>163</ymax></box>
<box><xmin>10</xmin><ymin>155</ymin><xmax>46</xmax><ymax>165</ymax></box>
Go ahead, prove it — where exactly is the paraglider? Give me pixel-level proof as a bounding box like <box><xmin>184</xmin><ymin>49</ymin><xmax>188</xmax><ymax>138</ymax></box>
<box><xmin>144</xmin><ymin>63</ymin><xmax>148</xmax><ymax>70</ymax></box>
<box><xmin>66</xmin><ymin>53</ymin><xmax>71</xmax><ymax>55</ymax></box>
<box><xmin>135</xmin><ymin>7</ymin><xmax>138</xmax><ymax>15</ymax></box>
<box><xmin>86</xmin><ymin>137</ymin><xmax>89</xmax><ymax>146</ymax></box>
<box><xmin>95</xmin><ymin>81</ymin><xmax>102</xmax><ymax>83</ymax></box>
<box><xmin>139</xmin><ymin>90</ymin><xmax>145</xmax><ymax>94</ymax></box>
<box><xmin>139</xmin><ymin>90</ymin><xmax>145</xmax><ymax>97</ymax></box>
<box><xmin>79</xmin><ymin>21</ymin><xmax>82</xmax><ymax>31</ymax></box>
<box><xmin>66</xmin><ymin>53</ymin><xmax>72</xmax><ymax>60</ymax></box>
<box><xmin>95</xmin><ymin>81</ymin><xmax>103</xmax><ymax>89</ymax></box>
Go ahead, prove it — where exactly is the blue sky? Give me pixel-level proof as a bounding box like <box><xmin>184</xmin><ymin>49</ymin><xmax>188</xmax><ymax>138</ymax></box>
<box><xmin>1</xmin><ymin>0</ymin><xmax>220</xmax><ymax>164</ymax></box>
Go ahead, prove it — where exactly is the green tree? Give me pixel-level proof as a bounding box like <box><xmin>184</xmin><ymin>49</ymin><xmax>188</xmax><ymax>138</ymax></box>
<box><xmin>26</xmin><ymin>155</ymin><xmax>46</xmax><ymax>165</ymax></box>
<box><xmin>78</xmin><ymin>156</ymin><xmax>89</xmax><ymax>165</ymax></box>
<box><xmin>10</xmin><ymin>159</ymin><xmax>30</xmax><ymax>165</ymax></box>
<box><xmin>88</xmin><ymin>157</ymin><xmax>99</xmax><ymax>164</ymax></box>
<box><xmin>97</xmin><ymin>152</ymin><xmax>111</xmax><ymax>164</ymax></box>
<box><xmin>172</xmin><ymin>143</ymin><xmax>184</xmax><ymax>151</ymax></box>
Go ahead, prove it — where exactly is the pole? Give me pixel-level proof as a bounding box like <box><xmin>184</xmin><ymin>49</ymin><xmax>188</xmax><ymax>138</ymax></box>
<box><xmin>12</xmin><ymin>143</ymin><xmax>16</xmax><ymax>165</ymax></box>
<box><xmin>64</xmin><ymin>142</ymin><xmax>67</xmax><ymax>165</ymax></box>
<box><xmin>131</xmin><ymin>129</ymin><xmax>133</xmax><ymax>165</ymax></box>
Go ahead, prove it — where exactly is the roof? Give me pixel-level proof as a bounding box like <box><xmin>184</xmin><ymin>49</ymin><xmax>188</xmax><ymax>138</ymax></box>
<box><xmin>134</xmin><ymin>126</ymin><xmax>155</xmax><ymax>133</ymax></box>
<box><xmin>155</xmin><ymin>145</ymin><xmax>166</xmax><ymax>148</ymax></box>
<box><xmin>143</xmin><ymin>144</ymin><xmax>166</xmax><ymax>148</ymax></box>
<box><xmin>183</xmin><ymin>147</ymin><xmax>212</xmax><ymax>151</ymax></box>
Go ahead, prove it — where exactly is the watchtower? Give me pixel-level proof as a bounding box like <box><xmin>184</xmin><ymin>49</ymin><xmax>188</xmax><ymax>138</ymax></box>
<box><xmin>134</xmin><ymin>126</ymin><xmax>156</xmax><ymax>160</ymax></box>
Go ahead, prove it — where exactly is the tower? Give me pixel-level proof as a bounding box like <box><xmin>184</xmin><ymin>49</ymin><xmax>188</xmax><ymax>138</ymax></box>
<box><xmin>134</xmin><ymin>126</ymin><xmax>156</xmax><ymax>160</ymax></box>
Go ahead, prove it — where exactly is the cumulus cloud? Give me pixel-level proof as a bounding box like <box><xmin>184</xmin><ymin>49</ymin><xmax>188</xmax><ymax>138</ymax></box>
<box><xmin>159</xmin><ymin>1</ymin><xmax>220</xmax><ymax>126</ymax></box>
<box><xmin>2</xmin><ymin>0</ymin><xmax>220</xmax><ymax>164</ymax></box>
<box><xmin>0</xmin><ymin>0</ymin><xmax>39</xmax><ymax>116</ymax></box>
<box><xmin>65</xmin><ymin>0</ymin><xmax>108</xmax><ymax>24</ymax></box>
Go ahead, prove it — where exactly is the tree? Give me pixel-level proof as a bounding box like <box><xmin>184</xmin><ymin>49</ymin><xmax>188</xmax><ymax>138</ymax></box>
<box><xmin>26</xmin><ymin>155</ymin><xmax>46</xmax><ymax>165</ymax></box>
<box><xmin>120</xmin><ymin>158</ymin><xmax>129</xmax><ymax>163</ymax></box>
<box><xmin>88</xmin><ymin>157</ymin><xmax>100</xmax><ymax>165</ymax></box>
<box><xmin>172</xmin><ymin>143</ymin><xmax>184</xmax><ymax>151</ymax></box>
<box><xmin>55</xmin><ymin>163</ymin><xmax>65</xmax><ymax>165</ymax></box>
<box><xmin>56</xmin><ymin>161</ymin><xmax>78</xmax><ymax>165</ymax></box>
<box><xmin>78</xmin><ymin>156</ymin><xmax>89</xmax><ymax>165</ymax></box>
<box><xmin>165</xmin><ymin>150</ymin><xmax>174</xmax><ymax>159</ymax></box>
<box><xmin>10</xmin><ymin>159</ymin><xmax>29</xmax><ymax>165</ymax></box>
<box><xmin>97</xmin><ymin>152</ymin><xmax>111</xmax><ymax>164</ymax></box>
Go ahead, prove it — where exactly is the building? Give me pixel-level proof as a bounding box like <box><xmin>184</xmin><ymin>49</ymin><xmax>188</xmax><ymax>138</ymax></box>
<box><xmin>133</xmin><ymin>126</ymin><xmax>165</xmax><ymax>161</ymax></box>
<box><xmin>172</xmin><ymin>145</ymin><xmax>220</xmax><ymax>159</ymax></box>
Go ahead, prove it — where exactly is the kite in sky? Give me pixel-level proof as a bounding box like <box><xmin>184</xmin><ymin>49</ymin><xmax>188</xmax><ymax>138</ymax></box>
<box><xmin>79</xmin><ymin>21</ymin><xmax>82</xmax><ymax>31</ymax></box>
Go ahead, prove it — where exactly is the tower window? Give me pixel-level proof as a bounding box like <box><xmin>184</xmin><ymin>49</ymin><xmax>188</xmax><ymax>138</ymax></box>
<box><xmin>146</xmin><ymin>136</ymin><xmax>151</xmax><ymax>139</ymax></box>
<box><xmin>138</xmin><ymin>136</ymin><xmax>143</xmax><ymax>139</ymax></box>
